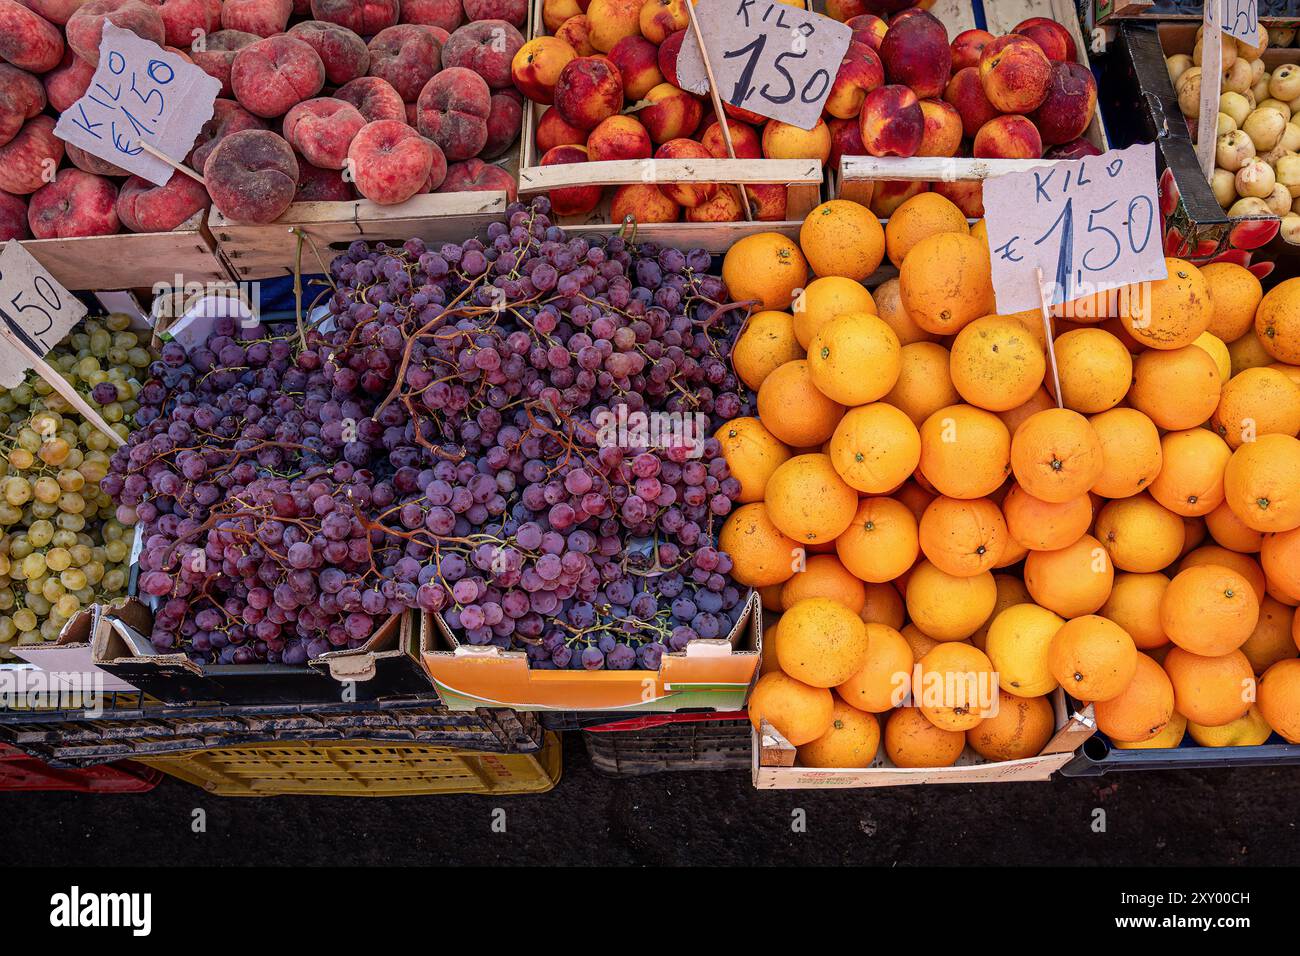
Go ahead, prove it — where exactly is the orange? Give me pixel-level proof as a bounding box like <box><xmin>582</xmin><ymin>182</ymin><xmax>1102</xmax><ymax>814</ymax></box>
<box><xmin>1228</xmin><ymin>329</ymin><xmax>1275</xmax><ymax>376</ymax></box>
<box><xmin>760</xmin><ymin>615</ymin><xmax>782</xmax><ymax>674</ymax></box>
<box><xmin>1129</xmin><ymin>345</ymin><xmax>1222</xmax><ymax>430</ymax></box>
<box><xmin>718</xmin><ymin>502</ymin><xmax>798</xmax><ymax>588</ymax></box>
<box><xmin>918</xmin><ymin>404</ymin><xmax>1011</xmax><ymax>499</ymax></box>
<box><xmin>1161</xmin><ymin>564</ymin><xmax>1260</xmax><ymax>656</ymax></box>
<box><xmin>998</xmin><ymin>387</ymin><xmax>1057</xmax><ymax>438</ymax></box>
<box><xmin>1051</xmin><ymin>328</ymin><xmax>1133</xmax><ymax>413</ymax></box>
<box><xmin>1271</xmin><ymin>362</ymin><xmax>1300</xmax><ymax>387</ymax></box>
<box><xmin>916</xmin><ymin>642</ymin><xmax>996</xmax><ymax>732</ymax></box>
<box><xmin>995</xmin><ymin>536</ymin><xmax>1028</xmax><ymax>569</ymax></box>
<box><xmin>798</xmin><ymin>199</ymin><xmax>885</xmax><ymax>282</ymax></box>
<box><xmin>807</xmin><ymin>311</ymin><xmax>901</xmax><ymax>405</ymax></box>
<box><xmin>1088</xmin><ymin>409</ymin><xmax>1159</xmax><ymax>500</ymax></box>
<box><xmin>1192</xmin><ymin>331</ymin><xmax>1231</xmax><ymax>383</ymax></box>
<box><xmin>904</xmin><ymin>560</ymin><xmax>998</xmax><ymax>642</ymax></box>
<box><xmin>1120</xmin><ymin>256</ymin><xmax>1211</xmax><ymax>350</ymax></box>
<box><xmin>748</xmin><ymin>671</ymin><xmax>835</xmax><ymax>746</ymax></box>
<box><xmin>1262</xmin><ymin>527</ymin><xmax>1300</xmax><ymax>600</ymax></box>
<box><xmin>1178</xmin><ymin>546</ymin><xmax>1267</xmax><ymax>603</ymax></box>
<box><xmin>984</xmin><ymin>602</ymin><xmax>1064</xmax><ymax>698</ymax></box>
<box><xmin>1212</xmin><ymin>367</ymin><xmax>1300</xmax><ymax>449</ymax></box>
<box><xmin>1009</xmin><ymin>408</ymin><xmax>1104</xmax><ymax>504</ymax></box>
<box><xmin>835</xmin><ymin>497</ymin><xmax>919</xmax><ymax>583</ymax></box>
<box><xmin>828</xmin><ymin>403</ymin><xmax>920</xmax><ymax>493</ymax></box>
<box><xmin>792</xmin><ymin>275</ymin><xmax>878</xmax><ymax>350</ymax></box>
<box><xmin>1024</xmin><ymin>534</ymin><xmax>1114</xmax><ymax>618</ymax></box>
<box><xmin>1112</xmin><ymin>711</ymin><xmax>1187</xmax><ymax>749</ymax></box>
<box><xmin>1102</xmin><ymin>572</ymin><xmax>1171</xmax><ymax>650</ymax></box>
<box><xmin>1223</xmin><ymin>434</ymin><xmax>1300</xmax><ymax>533</ymax></box>
<box><xmin>731</xmin><ymin>310</ymin><xmax>803</xmax><ymax>390</ymax></box>
<box><xmin>885</xmin><ymin>342</ymin><xmax>960</xmax><ymax>426</ymax></box>
<box><xmin>948</xmin><ymin>315</ymin><xmax>1046</xmax><ymax>413</ymax></box>
<box><xmin>884</xmin><ymin>192</ymin><xmax>968</xmax><ymax>268</ymax></box>
<box><xmin>969</xmin><ymin>573</ymin><xmax>1032</xmax><ymax>651</ymax></box>
<box><xmin>797</xmin><ymin>700</ymin><xmax>881</xmax><ymax>768</ymax></box>
<box><xmin>1002</xmin><ymin>483</ymin><xmax>1091</xmax><ymax>551</ymax></box>
<box><xmin>883</xmin><ymin>707</ymin><xmax>965</xmax><ymax>768</ymax></box>
<box><xmin>764</xmin><ymin>453</ymin><xmax>858</xmax><ymax>544</ymax></box>
<box><xmin>756</xmin><ymin>360</ymin><xmax>844</xmax><ymax>447</ymax></box>
<box><xmin>861</xmin><ymin>581</ymin><xmax>906</xmax><ymax>629</ymax></box>
<box><xmin>1186</xmin><ymin>704</ymin><xmax>1274</xmax><ymax>747</ymax></box>
<box><xmin>714</xmin><ymin>417</ymin><xmax>790</xmax><ymax>504</ymax></box>
<box><xmin>917</xmin><ymin>496</ymin><xmax>1007</xmax><ymax>577</ymax></box>
<box><xmin>1205</xmin><ymin>499</ymin><xmax>1264</xmax><ymax>553</ymax></box>
<box><xmin>780</xmin><ymin>553</ymin><xmax>866</xmax><ymax>614</ymax></box>
<box><xmin>759</xmin><ymin>584</ymin><xmax>784</xmax><ymax>612</ymax></box>
<box><xmin>1201</xmin><ymin>261</ymin><xmax>1263</xmax><ymax>341</ymax></box>
<box><xmin>1255</xmin><ymin>275</ymin><xmax>1300</xmax><ymax>363</ymax></box>
<box><xmin>872</xmin><ymin>277</ymin><xmax>938</xmax><ymax>345</ymax></box>
<box><xmin>721</xmin><ymin>232</ymin><xmax>808</xmax><ymax>311</ymax></box>
<box><xmin>1094</xmin><ymin>652</ymin><xmax>1176</xmax><ymax>743</ymax></box>
<box><xmin>1258</xmin><ymin>657</ymin><xmax>1300</xmax><ymax>741</ymax></box>
<box><xmin>1180</xmin><ymin>517</ymin><xmax>1207</xmax><ymax>558</ymax></box>
<box><xmin>1094</xmin><ymin>494</ymin><xmax>1186</xmax><ymax>573</ymax></box>
<box><xmin>898</xmin><ymin>232</ymin><xmax>995</xmax><ymax>336</ymax></box>
<box><xmin>967</xmin><ymin>691</ymin><xmax>1054</xmax><ymax>761</ymax></box>
<box><xmin>1240</xmin><ymin>596</ymin><xmax>1298</xmax><ymax>674</ymax></box>
<box><xmin>777</xmin><ymin>597</ymin><xmax>871</xmax><ymax>687</ymax></box>
<box><xmin>1148</xmin><ymin>428</ymin><xmax>1232</xmax><ymax>517</ymax></box>
<box><xmin>1163</xmin><ymin>645</ymin><xmax>1255</xmax><ymax>727</ymax></box>
<box><xmin>1047</xmin><ymin>614</ymin><xmax>1138</xmax><ymax>702</ymax></box>
<box><xmin>901</xmin><ymin>623</ymin><xmax>944</xmax><ymax>662</ymax></box>
<box><xmin>836</xmin><ymin>623</ymin><xmax>914</xmax><ymax>713</ymax></box>
<box><xmin>895</xmin><ymin>479</ymin><xmax>935</xmax><ymax>521</ymax></box>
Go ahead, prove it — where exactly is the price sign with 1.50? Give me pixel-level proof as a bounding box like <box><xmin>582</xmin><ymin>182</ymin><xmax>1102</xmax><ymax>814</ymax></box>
<box><xmin>1220</xmin><ymin>0</ymin><xmax>1259</xmax><ymax>44</ymax></box>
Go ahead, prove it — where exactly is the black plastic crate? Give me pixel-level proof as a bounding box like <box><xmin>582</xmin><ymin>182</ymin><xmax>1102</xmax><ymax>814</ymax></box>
<box><xmin>1060</xmin><ymin>731</ymin><xmax>1300</xmax><ymax>776</ymax></box>
<box><xmin>581</xmin><ymin>712</ymin><xmax>752</xmax><ymax>776</ymax></box>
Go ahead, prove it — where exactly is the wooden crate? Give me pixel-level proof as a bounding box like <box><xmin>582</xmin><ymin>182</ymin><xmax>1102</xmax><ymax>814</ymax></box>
<box><xmin>19</xmin><ymin>210</ymin><xmax>230</xmax><ymax>291</ymax></box>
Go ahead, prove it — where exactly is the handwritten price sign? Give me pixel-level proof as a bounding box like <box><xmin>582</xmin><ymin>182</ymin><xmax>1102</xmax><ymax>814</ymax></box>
<box><xmin>1221</xmin><ymin>0</ymin><xmax>1259</xmax><ymax>44</ymax></box>
<box><xmin>676</xmin><ymin>0</ymin><xmax>852</xmax><ymax>131</ymax></box>
<box><xmin>54</xmin><ymin>24</ymin><xmax>219</xmax><ymax>186</ymax></box>
<box><xmin>0</xmin><ymin>241</ymin><xmax>87</xmax><ymax>388</ymax></box>
<box><xmin>982</xmin><ymin>143</ymin><xmax>1167</xmax><ymax>315</ymax></box>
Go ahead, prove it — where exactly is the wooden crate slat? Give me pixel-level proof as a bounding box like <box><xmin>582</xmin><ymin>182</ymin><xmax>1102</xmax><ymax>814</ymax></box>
<box><xmin>519</xmin><ymin>157</ymin><xmax>823</xmax><ymax>191</ymax></box>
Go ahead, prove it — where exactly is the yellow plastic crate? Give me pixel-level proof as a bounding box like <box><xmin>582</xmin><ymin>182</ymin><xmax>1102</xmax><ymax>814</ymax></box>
<box><xmin>139</xmin><ymin>734</ymin><xmax>562</xmax><ymax>797</ymax></box>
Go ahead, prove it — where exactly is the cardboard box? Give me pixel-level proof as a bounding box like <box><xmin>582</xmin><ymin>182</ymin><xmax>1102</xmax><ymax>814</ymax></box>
<box><xmin>751</xmin><ymin>691</ymin><xmax>1096</xmax><ymax>788</ymax></box>
<box><xmin>421</xmin><ymin>592</ymin><xmax>763</xmax><ymax>713</ymax></box>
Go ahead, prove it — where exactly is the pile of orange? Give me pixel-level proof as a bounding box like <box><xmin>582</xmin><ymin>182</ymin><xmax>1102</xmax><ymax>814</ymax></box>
<box><xmin>720</xmin><ymin>195</ymin><xmax>1300</xmax><ymax>770</ymax></box>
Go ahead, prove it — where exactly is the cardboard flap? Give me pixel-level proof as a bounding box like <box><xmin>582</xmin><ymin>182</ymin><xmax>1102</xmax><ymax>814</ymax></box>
<box><xmin>93</xmin><ymin>615</ymin><xmax>203</xmax><ymax>676</ymax></box>
<box><xmin>682</xmin><ymin>639</ymin><xmax>734</xmax><ymax>658</ymax></box>
<box><xmin>323</xmin><ymin>653</ymin><xmax>377</xmax><ymax>682</ymax></box>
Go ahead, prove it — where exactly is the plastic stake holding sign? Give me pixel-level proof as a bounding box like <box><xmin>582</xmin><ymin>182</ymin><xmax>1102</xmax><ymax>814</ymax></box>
<box><xmin>676</xmin><ymin>0</ymin><xmax>852</xmax><ymax>131</ymax></box>
<box><xmin>982</xmin><ymin>143</ymin><xmax>1168</xmax><ymax>316</ymax></box>
<box><xmin>53</xmin><ymin>24</ymin><xmax>220</xmax><ymax>187</ymax></box>
<box><xmin>1220</xmin><ymin>0</ymin><xmax>1259</xmax><ymax>43</ymax></box>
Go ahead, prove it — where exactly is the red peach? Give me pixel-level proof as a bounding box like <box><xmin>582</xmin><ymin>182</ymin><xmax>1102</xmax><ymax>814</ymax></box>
<box><xmin>869</xmin><ymin>178</ymin><xmax>926</xmax><ymax>217</ymax></box>
<box><xmin>0</xmin><ymin>64</ymin><xmax>45</xmax><ymax>148</ymax></box>
<box><xmin>943</xmin><ymin>66</ymin><xmax>1000</xmax><ymax>139</ymax></box>
<box><xmin>115</xmin><ymin>172</ymin><xmax>209</xmax><ymax>232</ymax></box>
<box><xmin>723</xmin><ymin>100</ymin><xmax>766</xmax><ymax>126</ymax></box>
<box><xmin>402</xmin><ymin>0</ymin><xmax>463</xmax><ymax>32</ymax></box>
<box><xmin>65</xmin><ymin>141</ymin><xmax>127</xmax><ymax>176</ymax></box>
<box><xmin>1031</xmin><ymin>60</ymin><xmax>1097</xmax><ymax>146</ymax></box>
<box><xmin>540</xmin><ymin>143</ymin><xmax>601</xmax><ymax>216</ymax></box>
<box><xmin>310</xmin><ymin>0</ymin><xmax>399</xmax><ymax>36</ymax></box>
<box><xmin>608</xmin><ymin>34</ymin><xmax>661</xmax><ymax>100</ymax></box>
<box><xmin>762</xmin><ymin>117</ymin><xmax>831</xmax><ymax>162</ymax></box>
<box><xmin>287</xmin><ymin>20</ymin><xmax>371</xmax><ymax>86</ymax></box>
<box><xmin>543</xmin><ymin>0</ymin><xmax>583</xmax><ymax>33</ymax></box>
<box><xmin>188</xmin><ymin>98</ymin><xmax>267</xmax><ymax>170</ymax></box>
<box><xmin>67</xmin><ymin>0</ymin><xmax>165</xmax><ymax>67</ymax></box>
<box><xmin>685</xmin><ymin>183</ymin><xmax>742</xmax><ymax>223</ymax></box>
<box><xmin>535</xmin><ymin>106</ymin><xmax>586</xmax><ymax>152</ymax></box>
<box><xmin>204</xmin><ymin>128</ymin><xmax>298</xmax><ymax>222</ymax></box>
<box><xmin>700</xmin><ymin>118</ymin><xmax>760</xmax><ymax>159</ymax></box>
<box><xmin>656</xmin><ymin>28</ymin><xmax>684</xmax><ymax>86</ymax></box>
<box><xmin>917</xmin><ymin>98</ymin><xmax>961</xmax><ymax>157</ymax></box>
<box><xmin>295</xmin><ymin>160</ymin><xmax>354</xmax><ymax>201</ymax></box>
<box><xmin>587</xmin><ymin>0</ymin><xmax>640</xmax><ymax>54</ymax></box>
<box><xmin>44</xmin><ymin>50</ymin><xmax>95</xmax><ymax>112</ymax></box>
<box><xmin>653</xmin><ymin>138</ymin><xmax>716</xmax><ymax>208</ymax></box>
<box><xmin>415</xmin><ymin>66</ymin><xmax>491</xmax><ymax>161</ymax></box>
<box><xmin>191</xmin><ymin>30</ymin><xmax>259</xmax><ymax>97</ymax></box>
<box><xmin>637</xmin><ymin>81</ymin><xmax>699</xmax><ymax>144</ymax></box>
<box><xmin>745</xmin><ymin>182</ymin><xmax>787</xmax><ymax>222</ymax></box>
<box><xmin>437</xmin><ymin>158</ymin><xmax>517</xmax><ymax>201</ymax></box>
<box><xmin>950</xmin><ymin>28</ymin><xmax>994</xmax><ymax>71</ymax></box>
<box><xmin>979</xmin><ymin>34</ymin><xmax>1050</xmax><ymax>114</ymax></box>
<box><xmin>825</xmin><ymin>0</ymin><xmax>868</xmax><ymax>21</ymax></box>
<box><xmin>0</xmin><ymin>189</ymin><xmax>26</xmax><ymax>239</ymax></box>
<box><xmin>19</xmin><ymin>0</ymin><xmax>89</xmax><ymax>25</ymax></box>
<box><xmin>511</xmin><ymin>36</ymin><xmax>576</xmax><ymax>106</ymax></box>
<box><xmin>932</xmin><ymin>178</ymin><xmax>983</xmax><ymax>218</ymax></box>
<box><xmin>336</xmin><ymin>75</ymin><xmax>406</xmax><ymax>122</ymax></box>
<box><xmin>844</xmin><ymin>14</ymin><xmax>887</xmax><ymax>51</ymax></box>
<box><xmin>283</xmin><ymin>97</ymin><xmax>366</xmax><ymax>169</ymax></box>
<box><xmin>441</xmin><ymin>19</ymin><xmax>523</xmax><ymax>89</ymax></box>
<box><xmin>610</xmin><ymin>182</ymin><xmax>677</xmax><ymax>224</ymax></box>
<box><xmin>0</xmin><ymin>0</ymin><xmax>66</xmax><ymax>72</ymax></box>
<box><xmin>160</xmin><ymin>0</ymin><xmax>221</xmax><ymax>48</ymax></box>
<box><xmin>482</xmin><ymin>87</ymin><xmax>522</xmax><ymax>158</ymax></box>
<box><xmin>825</xmin><ymin>40</ymin><xmax>884</xmax><ymax>120</ymax></box>
<box><xmin>368</xmin><ymin>24</ymin><xmax>443</xmax><ymax>101</ymax></box>
<box><xmin>828</xmin><ymin>115</ymin><xmax>866</xmax><ymax>167</ymax></box>
<box><xmin>422</xmin><ymin>137</ymin><xmax>448</xmax><ymax>191</ymax></box>
<box><xmin>553</xmin><ymin>55</ymin><xmax>623</xmax><ymax>131</ymax></box>
<box><xmin>28</xmin><ymin>168</ymin><xmax>118</xmax><ymax>238</ymax></box>
<box><xmin>231</xmin><ymin>35</ymin><xmax>326</xmax><ymax>119</ymax></box>
<box><xmin>973</xmin><ymin>114</ymin><xmax>1042</xmax><ymax>159</ymax></box>
<box><xmin>878</xmin><ymin>8</ymin><xmax>950</xmax><ymax>100</ymax></box>
<box><xmin>587</xmin><ymin>113</ymin><xmax>652</xmax><ymax>161</ymax></box>
<box><xmin>859</xmin><ymin>83</ymin><xmax>923</xmax><ymax>158</ymax></box>
<box><xmin>638</xmin><ymin>0</ymin><xmax>686</xmax><ymax>46</ymax></box>
<box><xmin>554</xmin><ymin>14</ymin><xmax>594</xmax><ymax>57</ymax></box>
<box><xmin>464</xmin><ymin>0</ymin><xmax>527</xmax><ymax>27</ymax></box>
<box><xmin>221</xmin><ymin>0</ymin><xmax>290</xmax><ymax>37</ymax></box>
<box><xmin>347</xmin><ymin>119</ymin><xmax>431</xmax><ymax>204</ymax></box>
<box><xmin>1014</xmin><ymin>16</ymin><xmax>1076</xmax><ymax>63</ymax></box>
<box><xmin>1045</xmin><ymin>137</ymin><xmax>1101</xmax><ymax>160</ymax></box>
<box><xmin>0</xmin><ymin>115</ymin><xmax>62</xmax><ymax>195</ymax></box>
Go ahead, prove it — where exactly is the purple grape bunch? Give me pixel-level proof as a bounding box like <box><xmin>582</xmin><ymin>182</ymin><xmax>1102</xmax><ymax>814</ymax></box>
<box><xmin>103</xmin><ymin>198</ymin><xmax>754</xmax><ymax>669</ymax></box>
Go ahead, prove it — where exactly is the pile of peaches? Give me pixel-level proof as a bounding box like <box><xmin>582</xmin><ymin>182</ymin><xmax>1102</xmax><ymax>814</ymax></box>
<box><xmin>510</xmin><ymin>0</ymin><xmax>1103</xmax><ymax>224</ymax></box>
<box><xmin>0</xmin><ymin>0</ymin><xmax>527</xmax><ymax>241</ymax></box>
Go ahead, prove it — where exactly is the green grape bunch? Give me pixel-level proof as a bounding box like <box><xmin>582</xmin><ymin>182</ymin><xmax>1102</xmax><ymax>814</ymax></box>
<box><xmin>0</xmin><ymin>315</ymin><xmax>156</xmax><ymax>657</ymax></box>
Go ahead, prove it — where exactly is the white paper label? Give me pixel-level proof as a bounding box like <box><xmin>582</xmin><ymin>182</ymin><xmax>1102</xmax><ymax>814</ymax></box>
<box><xmin>1220</xmin><ymin>0</ymin><xmax>1259</xmax><ymax>44</ymax></box>
<box><xmin>0</xmin><ymin>240</ymin><xmax>87</xmax><ymax>388</ymax></box>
